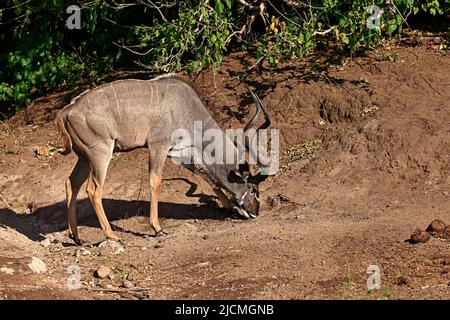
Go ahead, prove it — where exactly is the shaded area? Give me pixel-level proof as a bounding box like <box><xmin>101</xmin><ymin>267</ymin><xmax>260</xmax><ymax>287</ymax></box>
<box><xmin>0</xmin><ymin>197</ymin><xmax>231</xmax><ymax>242</ymax></box>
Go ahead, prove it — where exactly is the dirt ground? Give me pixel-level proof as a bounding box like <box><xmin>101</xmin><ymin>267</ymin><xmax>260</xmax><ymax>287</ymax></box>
<box><xmin>0</xmin><ymin>35</ymin><xmax>449</xmax><ymax>300</ymax></box>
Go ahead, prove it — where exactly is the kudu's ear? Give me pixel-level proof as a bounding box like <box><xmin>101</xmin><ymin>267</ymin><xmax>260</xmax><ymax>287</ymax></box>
<box><xmin>229</xmin><ymin>162</ymin><xmax>262</xmax><ymax>183</ymax></box>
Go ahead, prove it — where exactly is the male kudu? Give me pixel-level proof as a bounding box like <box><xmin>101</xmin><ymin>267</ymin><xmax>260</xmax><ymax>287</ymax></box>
<box><xmin>57</xmin><ymin>74</ymin><xmax>272</xmax><ymax>244</ymax></box>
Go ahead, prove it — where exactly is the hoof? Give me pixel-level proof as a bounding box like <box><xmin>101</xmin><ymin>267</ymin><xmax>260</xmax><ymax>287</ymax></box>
<box><xmin>69</xmin><ymin>234</ymin><xmax>84</xmax><ymax>246</ymax></box>
<box><xmin>155</xmin><ymin>230</ymin><xmax>169</xmax><ymax>238</ymax></box>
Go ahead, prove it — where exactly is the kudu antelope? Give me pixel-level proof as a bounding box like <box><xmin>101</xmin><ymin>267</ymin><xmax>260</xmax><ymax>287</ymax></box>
<box><xmin>56</xmin><ymin>74</ymin><xmax>273</xmax><ymax>244</ymax></box>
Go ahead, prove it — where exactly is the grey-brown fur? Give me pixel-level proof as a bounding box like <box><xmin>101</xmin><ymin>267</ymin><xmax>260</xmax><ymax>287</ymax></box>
<box><xmin>57</xmin><ymin>74</ymin><xmax>270</xmax><ymax>243</ymax></box>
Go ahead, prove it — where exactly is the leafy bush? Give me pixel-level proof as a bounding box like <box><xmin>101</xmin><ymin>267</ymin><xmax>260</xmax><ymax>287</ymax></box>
<box><xmin>0</xmin><ymin>0</ymin><xmax>449</xmax><ymax>112</ymax></box>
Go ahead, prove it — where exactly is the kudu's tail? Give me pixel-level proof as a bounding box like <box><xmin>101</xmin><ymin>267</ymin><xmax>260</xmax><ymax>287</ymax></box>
<box><xmin>56</xmin><ymin>111</ymin><xmax>72</xmax><ymax>155</ymax></box>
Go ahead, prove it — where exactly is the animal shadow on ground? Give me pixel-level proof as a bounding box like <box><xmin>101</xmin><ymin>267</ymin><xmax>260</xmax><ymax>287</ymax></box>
<box><xmin>0</xmin><ymin>178</ymin><xmax>232</xmax><ymax>242</ymax></box>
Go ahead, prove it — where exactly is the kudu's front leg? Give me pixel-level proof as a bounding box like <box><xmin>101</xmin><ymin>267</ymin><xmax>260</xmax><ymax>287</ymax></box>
<box><xmin>149</xmin><ymin>145</ymin><xmax>169</xmax><ymax>237</ymax></box>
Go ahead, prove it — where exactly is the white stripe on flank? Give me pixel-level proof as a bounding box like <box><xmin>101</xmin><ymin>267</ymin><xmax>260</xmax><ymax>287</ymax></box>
<box><xmin>110</xmin><ymin>83</ymin><xmax>121</xmax><ymax>121</ymax></box>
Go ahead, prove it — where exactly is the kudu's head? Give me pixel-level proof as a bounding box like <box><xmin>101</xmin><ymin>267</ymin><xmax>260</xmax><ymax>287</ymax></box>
<box><xmin>222</xmin><ymin>88</ymin><xmax>273</xmax><ymax>219</ymax></box>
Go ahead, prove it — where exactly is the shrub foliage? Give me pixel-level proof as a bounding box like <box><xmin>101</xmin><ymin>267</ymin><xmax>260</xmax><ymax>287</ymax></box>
<box><xmin>0</xmin><ymin>0</ymin><xmax>449</xmax><ymax>111</ymax></box>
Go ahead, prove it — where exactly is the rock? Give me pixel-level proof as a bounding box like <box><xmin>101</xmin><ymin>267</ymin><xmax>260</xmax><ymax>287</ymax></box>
<box><xmin>97</xmin><ymin>240</ymin><xmax>124</xmax><ymax>256</ymax></box>
<box><xmin>95</xmin><ymin>265</ymin><xmax>111</xmax><ymax>279</ymax></box>
<box><xmin>40</xmin><ymin>238</ymin><xmax>51</xmax><ymax>248</ymax></box>
<box><xmin>426</xmin><ymin>219</ymin><xmax>447</xmax><ymax>232</ymax></box>
<box><xmin>81</xmin><ymin>248</ymin><xmax>92</xmax><ymax>256</ymax></box>
<box><xmin>202</xmin><ymin>235</ymin><xmax>209</xmax><ymax>240</ymax></box>
<box><xmin>154</xmin><ymin>244</ymin><xmax>163</xmax><ymax>249</ymax></box>
<box><xmin>28</xmin><ymin>257</ymin><xmax>47</xmax><ymax>274</ymax></box>
<box><xmin>435</xmin><ymin>225</ymin><xmax>450</xmax><ymax>240</ymax></box>
<box><xmin>267</xmin><ymin>196</ymin><xmax>280</xmax><ymax>207</ymax></box>
<box><xmin>397</xmin><ymin>276</ymin><xmax>409</xmax><ymax>286</ymax></box>
<box><xmin>126</xmin><ymin>271</ymin><xmax>134</xmax><ymax>281</ymax></box>
<box><xmin>445</xmin><ymin>225</ymin><xmax>450</xmax><ymax>234</ymax></box>
<box><xmin>122</xmin><ymin>280</ymin><xmax>134</xmax><ymax>289</ymax></box>
<box><xmin>197</xmin><ymin>262</ymin><xmax>210</xmax><ymax>267</ymax></box>
<box><xmin>410</xmin><ymin>229</ymin><xmax>430</xmax><ymax>244</ymax></box>
<box><xmin>0</xmin><ymin>267</ymin><xmax>14</xmax><ymax>275</ymax></box>
<box><xmin>105</xmin><ymin>284</ymin><xmax>115</xmax><ymax>290</ymax></box>
<box><xmin>75</xmin><ymin>248</ymin><xmax>91</xmax><ymax>257</ymax></box>
<box><xmin>133</xmin><ymin>290</ymin><xmax>150</xmax><ymax>300</ymax></box>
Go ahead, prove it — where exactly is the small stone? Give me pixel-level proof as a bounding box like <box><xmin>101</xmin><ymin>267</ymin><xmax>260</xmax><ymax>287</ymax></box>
<box><xmin>397</xmin><ymin>276</ymin><xmax>409</xmax><ymax>286</ymax></box>
<box><xmin>28</xmin><ymin>257</ymin><xmax>46</xmax><ymax>274</ymax></box>
<box><xmin>445</xmin><ymin>225</ymin><xmax>450</xmax><ymax>234</ymax></box>
<box><xmin>154</xmin><ymin>244</ymin><xmax>163</xmax><ymax>249</ymax></box>
<box><xmin>202</xmin><ymin>235</ymin><xmax>209</xmax><ymax>240</ymax></box>
<box><xmin>40</xmin><ymin>238</ymin><xmax>51</xmax><ymax>248</ymax></box>
<box><xmin>435</xmin><ymin>225</ymin><xmax>450</xmax><ymax>240</ymax></box>
<box><xmin>26</xmin><ymin>202</ymin><xmax>37</xmax><ymax>214</ymax></box>
<box><xmin>122</xmin><ymin>280</ymin><xmax>134</xmax><ymax>289</ymax></box>
<box><xmin>141</xmin><ymin>247</ymin><xmax>147</xmax><ymax>251</ymax></box>
<box><xmin>96</xmin><ymin>265</ymin><xmax>111</xmax><ymax>279</ymax></box>
<box><xmin>426</xmin><ymin>219</ymin><xmax>447</xmax><ymax>232</ymax></box>
<box><xmin>97</xmin><ymin>240</ymin><xmax>124</xmax><ymax>256</ymax></box>
<box><xmin>267</xmin><ymin>196</ymin><xmax>280</xmax><ymax>207</ymax></box>
<box><xmin>134</xmin><ymin>290</ymin><xmax>150</xmax><ymax>300</ymax></box>
<box><xmin>81</xmin><ymin>248</ymin><xmax>91</xmax><ymax>256</ymax></box>
<box><xmin>197</xmin><ymin>262</ymin><xmax>210</xmax><ymax>267</ymax></box>
<box><xmin>410</xmin><ymin>229</ymin><xmax>430</xmax><ymax>244</ymax></box>
<box><xmin>0</xmin><ymin>267</ymin><xmax>14</xmax><ymax>275</ymax></box>
<box><xmin>105</xmin><ymin>284</ymin><xmax>115</xmax><ymax>290</ymax></box>
<box><xmin>126</xmin><ymin>271</ymin><xmax>134</xmax><ymax>281</ymax></box>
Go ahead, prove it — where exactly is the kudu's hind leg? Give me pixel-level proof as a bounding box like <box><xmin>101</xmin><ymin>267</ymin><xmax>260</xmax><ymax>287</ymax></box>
<box><xmin>65</xmin><ymin>157</ymin><xmax>90</xmax><ymax>245</ymax></box>
<box><xmin>149</xmin><ymin>145</ymin><xmax>169</xmax><ymax>237</ymax></box>
<box><xmin>86</xmin><ymin>148</ymin><xmax>119</xmax><ymax>241</ymax></box>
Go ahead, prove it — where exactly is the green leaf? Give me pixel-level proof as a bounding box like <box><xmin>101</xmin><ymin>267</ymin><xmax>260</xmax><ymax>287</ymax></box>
<box><xmin>224</xmin><ymin>0</ymin><xmax>232</xmax><ymax>9</ymax></box>
<box><xmin>256</xmin><ymin>47</ymin><xmax>264</xmax><ymax>59</ymax></box>
<box><xmin>215</xmin><ymin>0</ymin><xmax>224</xmax><ymax>14</ymax></box>
<box><xmin>385</xmin><ymin>20</ymin><xmax>398</xmax><ymax>35</ymax></box>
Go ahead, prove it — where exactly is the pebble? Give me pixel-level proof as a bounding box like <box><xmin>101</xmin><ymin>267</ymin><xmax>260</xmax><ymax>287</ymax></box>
<box><xmin>95</xmin><ymin>265</ymin><xmax>111</xmax><ymax>279</ymax></box>
<box><xmin>122</xmin><ymin>280</ymin><xmax>134</xmax><ymax>289</ymax></box>
<box><xmin>410</xmin><ymin>229</ymin><xmax>430</xmax><ymax>244</ymax></box>
<box><xmin>40</xmin><ymin>239</ymin><xmax>51</xmax><ymax>248</ymax></box>
<box><xmin>126</xmin><ymin>271</ymin><xmax>134</xmax><ymax>281</ymax></box>
<box><xmin>426</xmin><ymin>219</ymin><xmax>447</xmax><ymax>232</ymax></box>
<box><xmin>397</xmin><ymin>276</ymin><xmax>409</xmax><ymax>286</ymax></box>
<box><xmin>197</xmin><ymin>262</ymin><xmax>210</xmax><ymax>267</ymax></box>
<box><xmin>0</xmin><ymin>267</ymin><xmax>14</xmax><ymax>275</ymax></box>
<box><xmin>97</xmin><ymin>240</ymin><xmax>124</xmax><ymax>256</ymax></box>
<box><xmin>28</xmin><ymin>257</ymin><xmax>46</xmax><ymax>274</ymax></box>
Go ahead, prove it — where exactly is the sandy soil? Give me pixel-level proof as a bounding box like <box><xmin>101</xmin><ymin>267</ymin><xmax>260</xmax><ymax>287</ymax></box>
<box><xmin>0</xmin><ymin>35</ymin><xmax>449</xmax><ymax>300</ymax></box>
